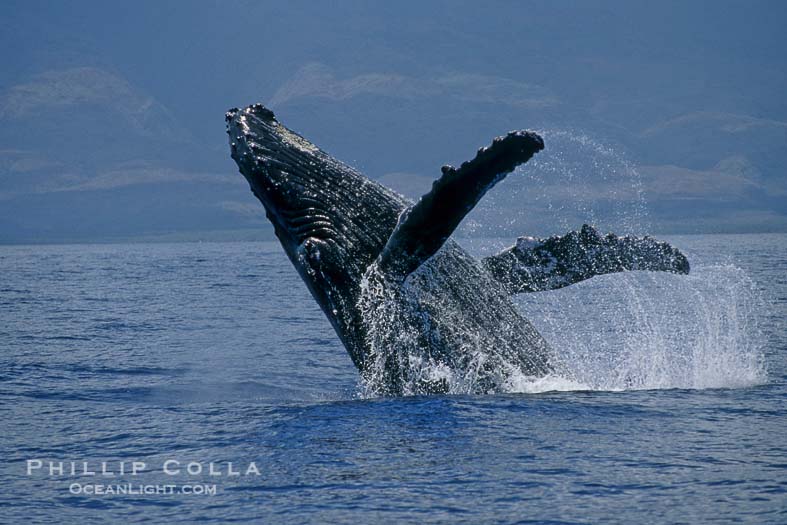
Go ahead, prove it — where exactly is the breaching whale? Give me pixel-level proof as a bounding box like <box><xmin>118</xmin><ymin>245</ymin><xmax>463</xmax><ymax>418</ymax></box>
<box><xmin>226</xmin><ymin>103</ymin><xmax>689</xmax><ymax>395</ymax></box>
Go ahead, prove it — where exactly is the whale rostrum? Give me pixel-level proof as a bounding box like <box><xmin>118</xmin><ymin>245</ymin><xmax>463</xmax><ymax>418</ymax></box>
<box><xmin>226</xmin><ymin>103</ymin><xmax>689</xmax><ymax>395</ymax></box>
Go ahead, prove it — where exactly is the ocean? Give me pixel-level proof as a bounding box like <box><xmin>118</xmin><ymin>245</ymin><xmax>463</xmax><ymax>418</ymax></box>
<box><xmin>1</xmin><ymin>234</ymin><xmax>785</xmax><ymax>523</ymax></box>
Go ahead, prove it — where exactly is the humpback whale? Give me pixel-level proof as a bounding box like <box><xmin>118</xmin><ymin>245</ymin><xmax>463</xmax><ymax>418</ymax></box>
<box><xmin>226</xmin><ymin>103</ymin><xmax>689</xmax><ymax>395</ymax></box>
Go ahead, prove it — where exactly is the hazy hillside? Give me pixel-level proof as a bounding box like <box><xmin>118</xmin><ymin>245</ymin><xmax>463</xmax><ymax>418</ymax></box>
<box><xmin>1</xmin><ymin>0</ymin><xmax>785</xmax><ymax>242</ymax></box>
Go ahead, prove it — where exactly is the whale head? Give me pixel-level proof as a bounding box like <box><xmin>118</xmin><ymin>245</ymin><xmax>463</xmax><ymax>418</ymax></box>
<box><xmin>225</xmin><ymin>104</ymin><xmax>406</xmax><ymax>366</ymax></box>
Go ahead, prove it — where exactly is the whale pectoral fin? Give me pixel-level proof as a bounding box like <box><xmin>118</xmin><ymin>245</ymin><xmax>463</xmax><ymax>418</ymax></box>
<box><xmin>482</xmin><ymin>224</ymin><xmax>690</xmax><ymax>294</ymax></box>
<box><xmin>376</xmin><ymin>131</ymin><xmax>544</xmax><ymax>279</ymax></box>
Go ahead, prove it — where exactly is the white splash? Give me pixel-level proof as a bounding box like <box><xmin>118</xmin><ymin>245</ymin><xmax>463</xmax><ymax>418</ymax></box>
<box><xmin>503</xmin><ymin>373</ymin><xmax>591</xmax><ymax>393</ymax></box>
<box><xmin>461</xmin><ymin>129</ymin><xmax>650</xmax><ymax>239</ymax></box>
<box><xmin>356</xmin><ymin>260</ymin><xmax>768</xmax><ymax>396</ymax></box>
<box><xmin>516</xmin><ymin>264</ymin><xmax>767</xmax><ymax>392</ymax></box>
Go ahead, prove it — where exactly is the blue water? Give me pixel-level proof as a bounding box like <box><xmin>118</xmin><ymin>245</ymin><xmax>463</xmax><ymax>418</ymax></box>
<box><xmin>1</xmin><ymin>234</ymin><xmax>785</xmax><ymax>523</ymax></box>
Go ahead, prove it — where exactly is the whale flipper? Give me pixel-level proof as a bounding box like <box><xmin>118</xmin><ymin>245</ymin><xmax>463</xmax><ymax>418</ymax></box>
<box><xmin>482</xmin><ymin>224</ymin><xmax>690</xmax><ymax>294</ymax></box>
<box><xmin>377</xmin><ymin>130</ymin><xmax>544</xmax><ymax>280</ymax></box>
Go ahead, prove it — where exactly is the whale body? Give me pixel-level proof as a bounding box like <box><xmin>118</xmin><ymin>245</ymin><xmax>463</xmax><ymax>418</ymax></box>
<box><xmin>225</xmin><ymin>104</ymin><xmax>688</xmax><ymax>395</ymax></box>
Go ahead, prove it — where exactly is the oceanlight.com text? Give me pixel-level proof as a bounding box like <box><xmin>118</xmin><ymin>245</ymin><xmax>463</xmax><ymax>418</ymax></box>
<box><xmin>69</xmin><ymin>483</ymin><xmax>218</xmax><ymax>496</ymax></box>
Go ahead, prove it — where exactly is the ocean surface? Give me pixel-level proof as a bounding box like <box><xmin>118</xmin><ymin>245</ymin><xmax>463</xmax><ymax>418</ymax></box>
<box><xmin>1</xmin><ymin>234</ymin><xmax>785</xmax><ymax>523</ymax></box>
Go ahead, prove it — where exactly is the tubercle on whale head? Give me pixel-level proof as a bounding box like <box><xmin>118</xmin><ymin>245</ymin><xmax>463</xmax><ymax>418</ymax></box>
<box><xmin>226</xmin><ymin>105</ymin><xmax>347</xmax><ymax>335</ymax></box>
<box><xmin>225</xmin><ymin>103</ymin><xmax>275</xmax><ymax>124</ymax></box>
<box><xmin>224</xmin><ymin>103</ymin><xmax>396</xmax><ymax>354</ymax></box>
<box><xmin>226</xmin><ymin>104</ymin><xmax>318</xmax><ymax>262</ymax></box>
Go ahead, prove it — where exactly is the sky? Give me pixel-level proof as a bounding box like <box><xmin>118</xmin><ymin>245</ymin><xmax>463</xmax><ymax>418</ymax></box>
<box><xmin>1</xmin><ymin>0</ymin><xmax>786</xmax><ymax>242</ymax></box>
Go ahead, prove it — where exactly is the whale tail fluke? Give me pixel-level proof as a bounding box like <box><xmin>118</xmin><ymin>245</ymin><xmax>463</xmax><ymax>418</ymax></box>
<box><xmin>482</xmin><ymin>224</ymin><xmax>690</xmax><ymax>294</ymax></box>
